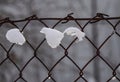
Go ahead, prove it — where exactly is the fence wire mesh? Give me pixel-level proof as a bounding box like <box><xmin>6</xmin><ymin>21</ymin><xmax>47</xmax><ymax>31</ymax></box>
<box><xmin>0</xmin><ymin>13</ymin><xmax>120</xmax><ymax>82</ymax></box>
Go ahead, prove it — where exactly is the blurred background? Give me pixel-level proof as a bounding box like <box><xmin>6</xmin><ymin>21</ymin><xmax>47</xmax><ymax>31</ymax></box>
<box><xmin>0</xmin><ymin>0</ymin><xmax>120</xmax><ymax>82</ymax></box>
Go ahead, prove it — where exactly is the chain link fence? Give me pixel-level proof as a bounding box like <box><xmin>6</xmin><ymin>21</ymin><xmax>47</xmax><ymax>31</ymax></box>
<box><xmin>0</xmin><ymin>13</ymin><xmax>120</xmax><ymax>82</ymax></box>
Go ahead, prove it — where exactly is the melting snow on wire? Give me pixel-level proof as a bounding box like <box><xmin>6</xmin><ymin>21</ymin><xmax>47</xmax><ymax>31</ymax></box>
<box><xmin>64</xmin><ymin>27</ymin><xmax>85</xmax><ymax>41</ymax></box>
<box><xmin>6</xmin><ymin>28</ymin><xmax>26</xmax><ymax>45</ymax></box>
<box><xmin>40</xmin><ymin>27</ymin><xmax>85</xmax><ymax>48</ymax></box>
<box><xmin>40</xmin><ymin>27</ymin><xmax>64</xmax><ymax>48</ymax></box>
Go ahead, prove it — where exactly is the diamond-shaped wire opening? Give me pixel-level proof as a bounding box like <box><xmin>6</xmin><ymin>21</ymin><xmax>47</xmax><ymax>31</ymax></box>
<box><xmin>0</xmin><ymin>59</ymin><xmax>19</xmax><ymax>82</ymax></box>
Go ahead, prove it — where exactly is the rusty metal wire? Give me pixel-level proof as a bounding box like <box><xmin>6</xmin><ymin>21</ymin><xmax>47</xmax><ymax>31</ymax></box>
<box><xmin>0</xmin><ymin>13</ymin><xmax>120</xmax><ymax>82</ymax></box>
